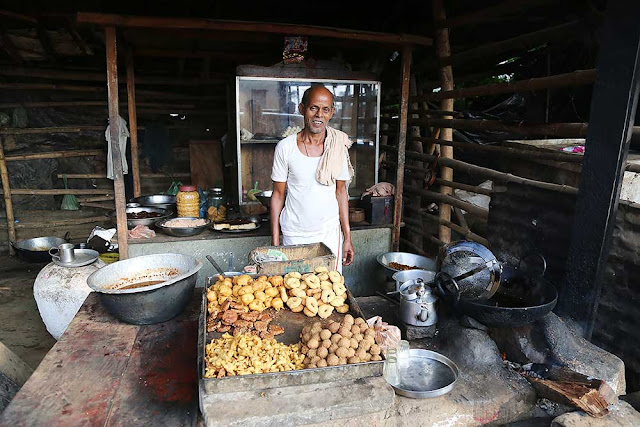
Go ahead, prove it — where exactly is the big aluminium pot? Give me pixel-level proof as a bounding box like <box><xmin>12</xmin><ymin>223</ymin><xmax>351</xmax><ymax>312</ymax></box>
<box><xmin>436</xmin><ymin>259</ymin><xmax>558</xmax><ymax>327</ymax></box>
<box><xmin>87</xmin><ymin>253</ymin><xmax>202</xmax><ymax>324</ymax></box>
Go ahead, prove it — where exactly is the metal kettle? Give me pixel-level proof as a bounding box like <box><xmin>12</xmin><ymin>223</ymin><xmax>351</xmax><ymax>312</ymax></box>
<box><xmin>399</xmin><ymin>278</ymin><xmax>438</xmax><ymax>327</ymax></box>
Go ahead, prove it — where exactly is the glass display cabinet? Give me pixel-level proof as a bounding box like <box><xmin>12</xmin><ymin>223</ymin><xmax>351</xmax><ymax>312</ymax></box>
<box><xmin>235</xmin><ymin>76</ymin><xmax>381</xmax><ymax>205</ymax></box>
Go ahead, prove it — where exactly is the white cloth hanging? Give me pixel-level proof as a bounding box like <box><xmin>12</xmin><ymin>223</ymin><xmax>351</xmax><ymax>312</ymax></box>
<box><xmin>105</xmin><ymin>115</ymin><xmax>130</xmax><ymax>180</ymax></box>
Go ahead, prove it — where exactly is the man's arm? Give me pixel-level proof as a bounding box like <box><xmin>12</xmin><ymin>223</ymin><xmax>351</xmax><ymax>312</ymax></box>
<box><xmin>336</xmin><ymin>180</ymin><xmax>354</xmax><ymax>265</ymax></box>
<box><xmin>270</xmin><ymin>181</ymin><xmax>287</xmax><ymax>246</ymax></box>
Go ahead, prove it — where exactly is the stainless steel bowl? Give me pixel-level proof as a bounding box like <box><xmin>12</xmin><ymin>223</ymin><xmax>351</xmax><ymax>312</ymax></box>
<box><xmin>131</xmin><ymin>194</ymin><xmax>177</xmax><ymax>211</ymax></box>
<box><xmin>377</xmin><ymin>252</ymin><xmax>437</xmax><ymax>280</ymax></box>
<box><xmin>86</xmin><ymin>253</ymin><xmax>202</xmax><ymax>324</ymax></box>
<box><xmin>255</xmin><ymin>190</ymin><xmax>272</xmax><ymax>209</ymax></box>
<box><xmin>155</xmin><ymin>217</ymin><xmax>211</xmax><ymax>237</ymax></box>
<box><xmin>108</xmin><ymin>206</ymin><xmax>171</xmax><ymax>229</ymax></box>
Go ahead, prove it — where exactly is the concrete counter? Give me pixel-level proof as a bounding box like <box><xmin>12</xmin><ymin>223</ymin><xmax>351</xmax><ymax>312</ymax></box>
<box><xmin>128</xmin><ymin>224</ymin><xmax>392</xmax><ymax>296</ymax></box>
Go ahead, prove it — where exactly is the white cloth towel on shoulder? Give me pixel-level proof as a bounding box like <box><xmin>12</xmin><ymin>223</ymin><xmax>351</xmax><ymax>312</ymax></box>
<box><xmin>316</xmin><ymin>126</ymin><xmax>354</xmax><ymax>186</ymax></box>
<box><xmin>105</xmin><ymin>115</ymin><xmax>130</xmax><ymax>180</ymax></box>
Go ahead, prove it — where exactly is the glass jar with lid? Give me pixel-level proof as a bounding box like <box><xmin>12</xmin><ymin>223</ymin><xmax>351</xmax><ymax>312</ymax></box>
<box><xmin>207</xmin><ymin>187</ymin><xmax>227</xmax><ymax>221</ymax></box>
<box><xmin>176</xmin><ymin>185</ymin><xmax>200</xmax><ymax>217</ymax></box>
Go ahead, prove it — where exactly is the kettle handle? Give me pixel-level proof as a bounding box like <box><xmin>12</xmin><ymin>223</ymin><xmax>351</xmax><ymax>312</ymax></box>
<box><xmin>418</xmin><ymin>305</ymin><xmax>429</xmax><ymax>322</ymax></box>
<box><xmin>435</xmin><ymin>272</ymin><xmax>460</xmax><ymax>305</ymax></box>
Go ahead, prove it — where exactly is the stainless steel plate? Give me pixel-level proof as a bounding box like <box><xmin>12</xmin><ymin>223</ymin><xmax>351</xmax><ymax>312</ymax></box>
<box><xmin>390</xmin><ymin>349</ymin><xmax>458</xmax><ymax>398</ymax></box>
<box><xmin>51</xmin><ymin>249</ymin><xmax>99</xmax><ymax>268</ymax></box>
<box><xmin>156</xmin><ymin>217</ymin><xmax>211</xmax><ymax>237</ymax></box>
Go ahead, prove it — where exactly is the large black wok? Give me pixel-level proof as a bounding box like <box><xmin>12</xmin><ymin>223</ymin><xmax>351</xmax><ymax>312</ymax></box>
<box><xmin>11</xmin><ymin>235</ymin><xmax>69</xmax><ymax>263</ymax></box>
<box><xmin>436</xmin><ymin>259</ymin><xmax>558</xmax><ymax>327</ymax></box>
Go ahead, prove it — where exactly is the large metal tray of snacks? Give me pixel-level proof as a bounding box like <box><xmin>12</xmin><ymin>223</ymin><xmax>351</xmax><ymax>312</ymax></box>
<box><xmin>198</xmin><ymin>275</ymin><xmax>383</xmax><ymax>395</ymax></box>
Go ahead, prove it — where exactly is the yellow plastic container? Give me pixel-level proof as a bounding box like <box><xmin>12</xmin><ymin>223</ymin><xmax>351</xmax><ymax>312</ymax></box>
<box><xmin>177</xmin><ymin>185</ymin><xmax>200</xmax><ymax>217</ymax></box>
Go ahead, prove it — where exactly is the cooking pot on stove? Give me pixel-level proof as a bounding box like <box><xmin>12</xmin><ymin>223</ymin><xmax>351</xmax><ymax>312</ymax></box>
<box><xmin>399</xmin><ymin>278</ymin><xmax>438</xmax><ymax>327</ymax></box>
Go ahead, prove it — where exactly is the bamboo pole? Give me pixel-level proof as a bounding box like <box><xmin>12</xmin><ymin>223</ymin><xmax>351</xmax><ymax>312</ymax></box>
<box><xmin>433</xmin><ymin>178</ymin><xmax>493</xmax><ymax>196</ymax></box>
<box><xmin>5</xmin><ymin>149</ymin><xmax>102</xmax><ymax>161</ymax></box>
<box><xmin>105</xmin><ymin>26</ymin><xmax>129</xmax><ymax>260</ymax></box>
<box><xmin>126</xmin><ymin>50</ymin><xmax>141</xmax><ymax>197</ymax></box>
<box><xmin>433</xmin><ymin>0</ymin><xmax>455</xmax><ymax>243</ymax></box>
<box><xmin>56</xmin><ymin>172</ymin><xmax>191</xmax><ymax>179</ymax></box>
<box><xmin>392</xmin><ymin>46</ymin><xmax>412</xmax><ymax>251</ymax></box>
<box><xmin>13</xmin><ymin>216</ymin><xmax>109</xmax><ymax>229</ymax></box>
<box><xmin>405</xmin><ymin>207</ymin><xmax>490</xmax><ymax>246</ymax></box>
<box><xmin>404</xmin><ymin>184</ymin><xmax>489</xmax><ymax>219</ymax></box>
<box><xmin>0</xmin><ymin>138</ymin><xmax>15</xmax><ymax>254</ymax></box>
<box><xmin>411</xmin><ymin>118</ymin><xmax>590</xmax><ymax>138</ymax></box>
<box><xmin>0</xmin><ymin>127</ymin><xmax>83</xmax><ymax>135</ymax></box>
<box><xmin>411</xmin><ymin>69</ymin><xmax>597</xmax><ymax>102</ymax></box>
<box><xmin>0</xmin><ymin>101</ymin><xmax>196</xmax><ymax>109</ymax></box>
<box><xmin>403</xmin><ymin>222</ymin><xmax>447</xmax><ymax>247</ymax></box>
<box><xmin>76</xmin><ymin>195</ymin><xmax>114</xmax><ymax>202</ymax></box>
<box><xmin>0</xmin><ymin>189</ymin><xmax>113</xmax><ymax>195</ymax></box>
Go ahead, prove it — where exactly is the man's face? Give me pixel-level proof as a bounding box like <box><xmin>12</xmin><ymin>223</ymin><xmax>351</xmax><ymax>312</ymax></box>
<box><xmin>299</xmin><ymin>89</ymin><xmax>335</xmax><ymax>134</ymax></box>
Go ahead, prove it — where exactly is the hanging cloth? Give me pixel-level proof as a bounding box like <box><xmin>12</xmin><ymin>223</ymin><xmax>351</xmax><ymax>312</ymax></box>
<box><xmin>105</xmin><ymin>115</ymin><xmax>130</xmax><ymax>180</ymax></box>
<box><xmin>315</xmin><ymin>126</ymin><xmax>355</xmax><ymax>186</ymax></box>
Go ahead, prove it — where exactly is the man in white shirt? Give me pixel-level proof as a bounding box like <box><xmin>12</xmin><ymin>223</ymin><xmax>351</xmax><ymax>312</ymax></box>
<box><xmin>270</xmin><ymin>85</ymin><xmax>355</xmax><ymax>272</ymax></box>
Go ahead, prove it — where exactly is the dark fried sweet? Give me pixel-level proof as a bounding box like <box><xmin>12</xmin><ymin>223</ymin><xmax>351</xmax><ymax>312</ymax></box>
<box><xmin>240</xmin><ymin>311</ymin><xmax>260</xmax><ymax>322</ymax></box>
<box><xmin>233</xmin><ymin>319</ymin><xmax>253</xmax><ymax>329</ymax></box>
<box><xmin>217</xmin><ymin>325</ymin><xmax>231</xmax><ymax>333</ymax></box>
<box><xmin>221</xmin><ymin>310</ymin><xmax>238</xmax><ymax>326</ymax></box>
<box><xmin>269</xmin><ymin>324</ymin><xmax>285</xmax><ymax>335</ymax></box>
<box><xmin>259</xmin><ymin>331</ymin><xmax>275</xmax><ymax>340</ymax></box>
<box><xmin>254</xmin><ymin>320</ymin><xmax>270</xmax><ymax>332</ymax></box>
<box><xmin>257</xmin><ymin>311</ymin><xmax>273</xmax><ymax>322</ymax></box>
<box><xmin>220</xmin><ymin>300</ymin><xmax>231</xmax><ymax>311</ymax></box>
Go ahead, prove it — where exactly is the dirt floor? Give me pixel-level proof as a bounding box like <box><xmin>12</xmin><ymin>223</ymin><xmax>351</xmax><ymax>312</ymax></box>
<box><xmin>0</xmin><ymin>254</ymin><xmax>56</xmax><ymax>370</ymax></box>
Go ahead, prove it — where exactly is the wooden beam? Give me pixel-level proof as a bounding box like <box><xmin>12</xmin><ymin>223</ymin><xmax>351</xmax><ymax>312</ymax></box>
<box><xmin>0</xmin><ymin>139</ymin><xmax>15</xmax><ymax>254</ymax></box>
<box><xmin>76</xmin><ymin>12</ymin><xmax>432</xmax><ymax>46</ymax></box>
<box><xmin>5</xmin><ymin>149</ymin><xmax>102</xmax><ymax>161</ymax></box>
<box><xmin>65</xmin><ymin>23</ymin><xmax>93</xmax><ymax>55</ymax></box>
<box><xmin>105</xmin><ymin>26</ymin><xmax>128</xmax><ymax>260</ymax></box>
<box><xmin>405</xmin><ymin>205</ymin><xmax>490</xmax><ymax>246</ymax></box>
<box><xmin>392</xmin><ymin>46</ymin><xmax>412</xmax><ymax>251</ymax></box>
<box><xmin>13</xmin><ymin>216</ymin><xmax>109</xmax><ymax>229</ymax></box>
<box><xmin>0</xmin><ymin>10</ymin><xmax>37</xmax><ymax>24</ymax></box>
<box><xmin>0</xmin><ymin>189</ymin><xmax>112</xmax><ymax>195</ymax></box>
<box><xmin>434</xmin><ymin>0</ymin><xmax>455</xmax><ymax>244</ymax></box>
<box><xmin>126</xmin><ymin>50</ymin><xmax>141</xmax><ymax>197</ymax></box>
<box><xmin>439</xmin><ymin>20</ymin><xmax>584</xmax><ymax>68</ymax></box>
<box><xmin>57</xmin><ymin>173</ymin><xmax>191</xmax><ymax>179</ymax></box>
<box><xmin>435</xmin><ymin>0</ymin><xmax>556</xmax><ymax>30</ymax></box>
<box><xmin>404</xmin><ymin>184</ymin><xmax>489</xmax><ymax>220</ymax></box>
<box><xmin>0</xmin><ymin>101</ymin><xmax>196</xmax><ymax>109</ymax></box>
<box><xmin>411</xmin><ymin>118</ymin><xmax>590</xmax><ymax>138</ymax></box>
<box><xmin>412</xmin><ymin>69</ymin><xmax>597</xmax><ymax>102</ymax></box>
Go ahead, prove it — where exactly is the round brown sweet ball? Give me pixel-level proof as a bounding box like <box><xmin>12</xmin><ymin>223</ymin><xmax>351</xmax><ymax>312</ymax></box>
<box><xmin>302</xmin><ymin>325</ymin><xmax>310</xmax><ymax>334</ymax></box>
<box><xmin>330</xmin><ymin>334</ymin><xmax>343</xmax><ymax>344</ymax></box>
<box><xmin>317</xmin><ymin>346</ymin><xmax>329</xmax><ymax>359</ymax></box>
<box><xmin>307</xmin><ymin>348</ymin><xmax>317</xmax><ymax>358</ymax></box>
<box><xmin>329</xmin><ymin>344</ymin><xmax>339</xmax><ymax>354</ymax></box>
<box><xmin>347</xmin><ymin>347</ymin><xmax>356</xmax><ymax>358</ymax></box>
<box><xmin>320</xmin><ymin>329</ymin><xmax>332</xmax><ymax>340</ymax></box>
<box><xmin>338</xmin><ymin>337</ymin><xmax>351</xmax><ymax>348</ymax></box>
<box><xmin>354</xmin><ymin>317</ymin><xmax>366</xmax><ymax>326</ymax></box>
<box><xmin>328</xmin><ymin>321</ymin><xmax>340</xmax><ymax>333</ymax></box>
<box><xmin>312</xmin><ymin>321</ymin><xmax>323</xmax><ymax>330</ymax></box>
<box><xmin>348</xmin><ymin>356</ymin><xmax>360</xmax><ymax>364</ymax></box>
<box><xmin>362</xmin><ymin>353</ymin><xmax>372</xmax><ymax>362</ymax></box>
<box><xmin>317</xmin><ymin>358</ymin><xmax>328</xmax><ymax>368</ymax></box>
<box><xmin>359</xmin><ymin>324</ymin><xmax>369</xmax><ymax>334</ymax></box>
<box><xmin>370</xmin><ymin>344</ymin><xmax>381</xmax><ymax>355</ymax></box>
<box><xmin>307</xmin><ymin>363</ymin><xmax>317</xmax><ymax>369</ymax></box>
<box><xmin>301</xmin><ymin>345</ymin><xmax>309</xmax><ymax>355</ymax></box>
<box><xmin>343</xmin><ymin>314</ymin><xmax>355</xmax><ymax>325</ymax></box>
<box><xmin>371</xmin><ymin>354</ymin><xmax>382</xmax><ymax>361</ymax></box>
<box><xmin>311</xmin><ymin>332</ymin><xmax>321</xmax><ymax>342</ymax></box>
<box><xmin>335</xmin><ymin>347</ymin><xmax>349</xmax><ymax>358</ymax></box>
<box><xmin>364</xmin><ymin>328</ymin><xmax>376</xmax><ymax>338</ymax></box>
<box><xmin>353</xmin><ymin>333</ymin><xmax>364</xmax><ymax>342</ymax></box>
<box><xmin>349</xmin><ymin>338</ymin><xmax>359</xmax><ymax>349</ymax></box>
<box><xmin>322</xmin><ymin>339</ymin><xmax>332</xmax><ymax>349</ymax></box>
<box><xmin>360</xmin><ymin>339</ymin><xmax>373</xmax><ymax>352</ymax></box>
<box><xmin>338</xmin><ymin>327</ymin><xmax>353</xmax><ymax>339</ymax></box>
<box><xmin>327</xmin><ymin>354</ymin><xmax>340</xmax><ymax>366</ymax></box>
<box><xmin>338</xmin><ymin>357</ymin><xmax>347</xmax><ymax>365</ymax></box>
<box><xmin>356</xmin><ymin>348</ymin><xmax>367</xmax><ymax>360</ymax></box>
<box><xmin>302</xmin><ymin>333</ymin><xmax>312</xmax><ymax>342</ymax></box>
<box><xmin>310</xmin><ymin>355</ymin><xmax>321</xmax><ymax>365</ymax></box>
<box><xmin>307</xmin><ymin>338</ymin><xmax>320</xmax><ymax>349</ymax></box>
<box><xmin>351</xmin><ymin>324</ymin><xmax>360</xmax><ymax>335</ymax></box>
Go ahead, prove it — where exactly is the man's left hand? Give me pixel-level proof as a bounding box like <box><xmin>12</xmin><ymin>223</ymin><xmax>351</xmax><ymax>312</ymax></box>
<box><xmin>342</xmin><ymin>239</ymin><xmax>355</xmax><ymax>266</ymax></box>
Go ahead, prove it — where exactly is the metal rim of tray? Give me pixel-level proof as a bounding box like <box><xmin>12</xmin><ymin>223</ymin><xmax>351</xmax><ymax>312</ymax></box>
<box><xmin>211</xmin><ymin>222</ymin><xmax>261</xmax><ymax>233</ymax></box>
<box><xmin>390</xmin><ymin>349</ymin><xmax>459</xmax><ymax>399</ymax></box>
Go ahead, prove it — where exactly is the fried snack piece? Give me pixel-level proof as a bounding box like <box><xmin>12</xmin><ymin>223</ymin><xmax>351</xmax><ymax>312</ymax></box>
<box><xmin>285</xmin><ymin>278</ymin><xmax>301</xmax><ymax>289</ymax></box>
<box><xmin>321</xmin><ymin>289</ymin><xmax>336</xmax><ymax>304</ymax></box>
<box><xmin>333</xmin><ymin>282</ymin><xmax>347</xmax><ymax>296</ymax></box>
<box><xmin>314</xmin><ymin>266</ymin><xmax>329</xmax><ymax>274</ymax></box>
<box><xmin>318</xmin><ymin>304</ymin><xmax>334</xmax><ymax>319</ymax></box>
<box><xmin>291</xmin><ymin>304</ymin><xmax>304</xmax><ymax>313</ymax></box>
<box><xmin>328</xmin><ymin>271</ymin><xmax>342</xmax><ymax>284</ymax></box>
<box><xmin>268</xmin><ymin>276</ymin><xmax>284</xmax><ymax>287</ymax></box>
<box><xmin>336</xmin><ymin>304</ymin><xmax>350</xmax><ymax>314</ymax></box>
<box><xmin>304</xmin><ymin>275</ymin><xmax>321</xmax><ymax>289</ymax></box>
<box><xmin>286</xmin><ymin>297</ymin><xmax>302</xmax><ymax>309</ymax></box>
<box><xmin>306</xmin><ymin>297</ymin><xmax>319</xmax><ymax>315</ymax></box>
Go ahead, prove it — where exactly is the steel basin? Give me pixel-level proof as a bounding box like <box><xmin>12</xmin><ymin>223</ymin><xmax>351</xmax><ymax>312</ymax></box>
<box><xmin>155</xmin><ymin>217</ymin><xmax>211</xmax><ymax>237</ymax></box>
<box><xmin>108</xmin><ymin>206</ymin><xmax>171</xmax><ymax>229</ymax></box>
<box><xmin>131</xmin><ymin>194</ymin><xmax>177</xmax><ymax>211</ymax></box>
<box><xmin>87</xmin><ymin>253</ymin><xmax>202</xmax><ymax>324</ymax></box>
<box><xmin>377</xmin><ymin>252</ymin><xmax>437</xmax><ymax>280</ymax></box>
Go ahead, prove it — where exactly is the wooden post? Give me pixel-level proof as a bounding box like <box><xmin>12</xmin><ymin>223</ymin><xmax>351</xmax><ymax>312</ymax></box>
<box><xmin>0</xmin><ymin>138</ymin><xmax>16</xmax><ymax>254</ymax></box>
<box><xmin>105</xmin><ymin>26</ymin><xmax>129</xmax><ymax>260</ymax></box>
<box><xmin>433</xmin><ymin>0</ymin><xmax>455</xmax><ymax>243</ymax></box>
<box><xmin>392</xmin><ymin>46</ymin><xmax>412</xmax><ymax>251</ymax></box>
<box><xmin>126</xmin><ymin>50</ymin><xmax>141</xmax><ymax>197</ymax></box>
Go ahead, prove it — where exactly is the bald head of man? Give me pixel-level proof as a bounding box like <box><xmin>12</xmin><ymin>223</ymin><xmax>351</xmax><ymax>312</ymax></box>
<box><xmin>299</xmin><ymin>85</ymin><xmax>335</xmax><ymax>134</ymax></box>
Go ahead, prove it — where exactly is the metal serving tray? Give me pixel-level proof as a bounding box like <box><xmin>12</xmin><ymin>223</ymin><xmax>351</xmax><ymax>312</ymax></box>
<box><xmin>198</xmin><ymin>276</ymin><xmax>383</xmax><ymax>395</ymax></box>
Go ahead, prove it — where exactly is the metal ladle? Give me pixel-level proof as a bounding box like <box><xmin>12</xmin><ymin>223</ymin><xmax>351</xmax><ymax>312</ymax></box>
<box><xmin>206</xmin><ymin>255</ymin><xmax>225</xmax><ymax>275</ymax></box>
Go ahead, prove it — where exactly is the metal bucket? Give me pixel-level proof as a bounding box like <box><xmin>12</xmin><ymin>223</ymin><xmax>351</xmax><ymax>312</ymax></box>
<box><xmin>87</xmin><ymin>253</ymin><xmax>202</xmax><ymax>325</ymax></box>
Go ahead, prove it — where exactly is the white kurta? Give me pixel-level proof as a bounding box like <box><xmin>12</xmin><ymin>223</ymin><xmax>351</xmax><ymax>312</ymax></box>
<box><xmin>271</xmin><ymin>134</ymin><xmax>350</xmax><ymax>272</ymax></box>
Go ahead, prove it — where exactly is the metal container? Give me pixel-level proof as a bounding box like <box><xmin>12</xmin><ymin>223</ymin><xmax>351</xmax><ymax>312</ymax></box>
<box><xmin>108</xmin><ymin>206</ymin><xmax>171</xmax><ymax>229</ymax></box>
<box><xmin>155</xmin><ymin>217</ymin><xmax>211</xmax><ymax>237</ymax></box>
<box><xmin>377</xmin><ymin>252</ymin><xmax>437</xmax><ymax>280</ymax></box>
<box><xmin>12</xmin><ymin>236</ymin><xmax>68</xmax><ymax>263</ymax></box>
<box><xmin>131</xmin><ymin>194</ymin><xmax>177</xmax><ymax>211</ymax></box>
<box><xmin>86</xmin><ymin>253</ymin><xmax>202</xmax><ymax>325</ymax></box>
<box><xmin>390</xmin><ymin>349</ymin><xmax>458</xmax><ymax>398</ymax></box>
<box><xmin>399</xmin><ymin>278</ymin><xmax>438</xmax><ymax>327</ymax></box>
<box><xmin>254</xmin><ymin>190</ymin><xmax>272</xmax><ymax>209</ymax></box>
<box><xmin>392</xmin><ymin>269</ymin><xmax>436</xmax><ymax>292</ymax></box>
